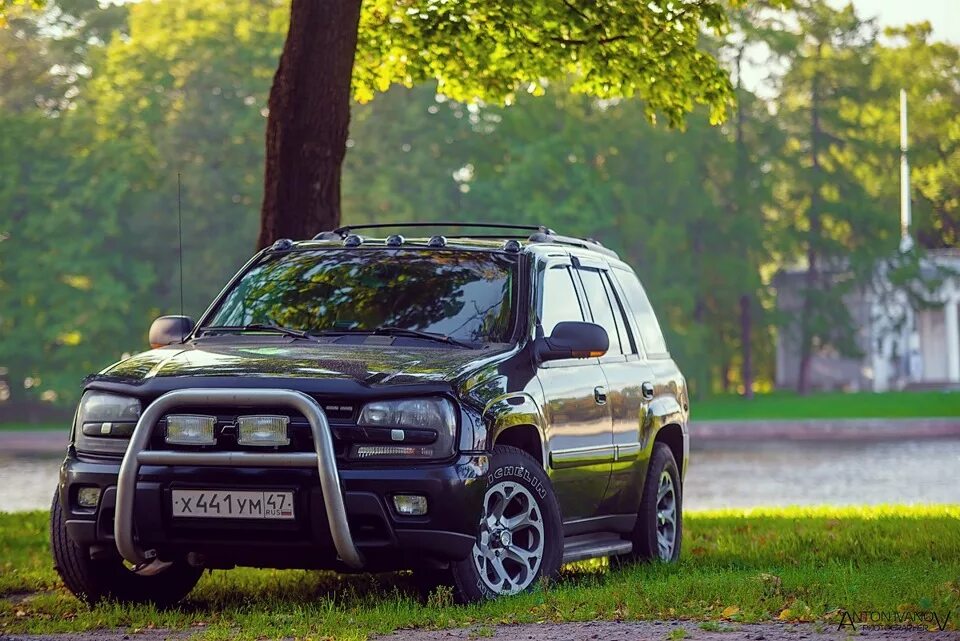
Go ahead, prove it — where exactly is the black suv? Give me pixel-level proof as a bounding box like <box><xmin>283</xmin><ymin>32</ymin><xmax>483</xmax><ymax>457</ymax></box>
<box><xmin>52</xmin><ymin>223</ymin><xmax>689</xmax><ymax>604</ymax></box>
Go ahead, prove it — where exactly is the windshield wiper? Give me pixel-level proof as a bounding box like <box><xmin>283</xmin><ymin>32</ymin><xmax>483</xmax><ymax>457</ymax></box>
<box><xmin>372</xmin><ymin>326</ymin><xmax>477</xmax><ymax>349</ymax></box>
<box><xmin>197</xmin><ymin>323</ymin><xmax>319</xmax><ymax>341</ymax></box>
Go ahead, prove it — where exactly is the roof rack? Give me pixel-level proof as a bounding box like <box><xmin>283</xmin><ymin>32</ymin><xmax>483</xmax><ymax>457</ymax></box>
<box><xmin>323</xmin><ymin>221</ymin><xmax>555</xmax><ymax>239</ymax></box>
<box><xmin>312</xmin><ymin>221</ymin><xmax>618</xmax><ymax>259</ymax></box>
<box><xmin>528</xmin><ymin>231</ymin><xmax>619</xmax><ymax>259</ymax></box>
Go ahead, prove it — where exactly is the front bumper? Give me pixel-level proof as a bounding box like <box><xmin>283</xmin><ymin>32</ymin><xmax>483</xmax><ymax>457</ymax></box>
<box><xmin>60</xmin><ymin>388</ymin><xmax>487</xmax><ymax>572</ymax></box>
<box><xmin>60</xmin><ymin>453</ymin><xmax>486</xmax><ymax>571</ymax></box>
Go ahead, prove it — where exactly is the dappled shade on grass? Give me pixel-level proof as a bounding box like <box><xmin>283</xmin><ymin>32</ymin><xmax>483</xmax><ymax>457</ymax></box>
<box><xmin>1</xmin><ymin>506</ymin><xmax>958</xmax><ymax>639</ymax></box>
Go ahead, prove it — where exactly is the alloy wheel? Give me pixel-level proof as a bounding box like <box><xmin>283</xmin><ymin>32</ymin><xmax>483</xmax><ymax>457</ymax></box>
<box><xmin>471</xmin><ymin>480</ymin><xmax>545</xmax><ymax>595</ymax></box>
<box><xmin>655</xmin><ymin>470</ymin><xmax>677</xmax><ymax>560</ymax></box>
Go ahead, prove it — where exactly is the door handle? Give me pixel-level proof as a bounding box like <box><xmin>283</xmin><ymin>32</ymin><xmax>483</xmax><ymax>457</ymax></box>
<box><xmin>641</xmin><ymin>381</ymin><xmax>655</xmax><ymax>400</ymax></box>
<box><xmin>594</xmin><ymin>386</ymin><xmax>608</xmax><ymax>405</ymax></box>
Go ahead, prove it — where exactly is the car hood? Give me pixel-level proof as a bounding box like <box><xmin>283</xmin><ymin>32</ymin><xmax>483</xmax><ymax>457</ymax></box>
<box><xmin>96</xmin><ymin>339</ymin><xmax>497</xmax><ymax>387</ymax></box>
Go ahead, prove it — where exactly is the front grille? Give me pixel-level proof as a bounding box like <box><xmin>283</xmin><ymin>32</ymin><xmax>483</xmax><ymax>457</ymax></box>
<box><xmin>311</xmin><ymin>399</ymin><xmax>356</xmax><ymax>422</ymax></box>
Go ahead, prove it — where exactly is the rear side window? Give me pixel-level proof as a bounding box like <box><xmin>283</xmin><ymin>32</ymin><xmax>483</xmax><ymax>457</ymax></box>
<box><xmin>576</xmin><ymin>268</ymin><xmax>623</xmax><ymax>356</ymax></box>
<box><xmin>613</xmin><ymin>268</ymin><xmax>669</xmax><ymax>356</ymax></box>
<box><xmin>539</xmin><ymin>265</ymin><xmax>584</xmax><ymax>335</ymax></box>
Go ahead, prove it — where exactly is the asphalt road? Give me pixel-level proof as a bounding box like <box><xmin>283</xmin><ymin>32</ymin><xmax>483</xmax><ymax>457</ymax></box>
<box><xmin>3</xmin><ymin>437</ymin><xmax>960</xmax><ymax>513</ymax></box>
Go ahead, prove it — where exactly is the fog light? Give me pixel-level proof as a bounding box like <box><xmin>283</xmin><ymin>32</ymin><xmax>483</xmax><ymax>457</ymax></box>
<box><xmin>165</xmin><ymin>415</ymin><xmax>216</xmax><ymax>445</ymax></box>
<box><xmin>237</xmin><ymin>415</ymin><xmax>290</xmax><ymax>446</ymax></box>
<box><xmin>77</xmin><ymin>487</ymin><xmax>101</xmax><ymax>508</ymax></box>
<box><xmin>393</xmin><ymin>494</ymin><xmax>428</xmax><ymax>516</ymax></box>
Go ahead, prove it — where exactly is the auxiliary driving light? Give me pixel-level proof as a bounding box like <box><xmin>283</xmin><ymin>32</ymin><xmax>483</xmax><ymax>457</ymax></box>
<box><xmin>393</xmin><ymin>494</ymin><xmax>428</xmax><ymax>516</ymax></box>
<box><xmin>352</xmin><ymin>444</ymin><xmax>434</xmax><ymax>459</ymax></box>
<box><xmin>77</xmin><ymin>486</ymin><xmax>101</xmax><ymax>508</ymax></box>
<box><xmin>237</xmin><ymin>415</ymin><xmax>290</xmax><ymax>446</ymax></box>
<box><xmin>165</xmin><ymin>415</ymin><xmax>217</xmax><ymax>445</ymax></box>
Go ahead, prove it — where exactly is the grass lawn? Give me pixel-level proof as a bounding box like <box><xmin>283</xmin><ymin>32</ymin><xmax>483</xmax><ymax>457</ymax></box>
<box><xmin>1</xmin><ymin>505</ymin><xmax>958</xmax><ymax>639</ymax></box>
<box><xmin>694</xmin><ymin>390</ymin><xmax>960</xmax><ymax>421</ymax></box>
<box><xmin>0</xmin><ymin>422</ymin><xmax>64</xmax><ymax>432</ymax></box>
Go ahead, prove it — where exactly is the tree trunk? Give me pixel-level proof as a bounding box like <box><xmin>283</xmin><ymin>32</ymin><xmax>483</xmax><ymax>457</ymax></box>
<box><xmin>739</xmin><ymin>294</ymin><xmax>754</xmax><ymax>399</ymax></box>
<box><xmin>797</xmin><ymin>44</ymin><xmax>823</xmax><ymax>395</ymax></box>
<box><xmin>257</xmin><ymin>0</ymin><xmax>363</xmax><ymax>249</ymax></box>
<box><xmin>691</xmin><ymin>222</ymin><xmax>707</xmax><ymax>400</ymax></box>
<box><xmin>733</xmin><ymin>46</ymin><xmax>754</xmax><ymax>400</ymax></box>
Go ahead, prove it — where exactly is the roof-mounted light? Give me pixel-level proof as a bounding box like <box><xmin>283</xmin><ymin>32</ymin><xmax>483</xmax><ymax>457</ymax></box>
<box><xmin>503</xmin><ymin>239</ymin><xmax>522</xmax><ymax>252</ymax></box>
<box><xmin>269</xmin><ymin>238</ymin><xmax>294</xmax><ymax>251</ymax></box>
<box><xmin>386</xmin><ymin>234</ymin><xmax>405</xmax><ymax>247</ymax></box>
<box><xmin>428</xmin><ymin>235</ymin><xmax>447</xmax><ymax>248</ymax></box>
<box><xmin>343</xmin><ymin>234</ymin><xmax>363</xmax><ymax>247</ymax></box>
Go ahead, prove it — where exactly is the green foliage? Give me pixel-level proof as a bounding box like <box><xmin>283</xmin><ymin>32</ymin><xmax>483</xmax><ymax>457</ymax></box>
<box><xmin>766</xmin><ymin>0</ymin><xmax>887</xmax><ymax>365</ymax></box>
<box><xmin>1</xmin><ymin>0</ymin><xmax>283</xmax><ymax>405</ymax></box>
<box><xmin>864</xmin><ymin>23</ymin><xmax>960</xmax><ymax>249</ymax></box>
<box><xmin>0</xmin><ymin>0</ymin><xmax>41</xmax><ymax>27</ymax></box>
<box><xmin>2</xmin><ymin>506</ymin><xmax>959</xmax><ymax>636</ymax></box>
<box><xmin>2</xmin><ymin>0</ymin><xmax>960</xmax><ymax>408</ymax></box>
<box><xmin>354</xmin><ymin>0</ymin><xmax>735</xmax><ymax>126</ymax></box>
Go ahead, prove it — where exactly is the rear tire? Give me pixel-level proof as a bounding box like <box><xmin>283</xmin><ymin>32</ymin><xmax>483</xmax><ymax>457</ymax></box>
<box><xmin>50</xmin><ymin>490</ymin><xmax>202</xmax><ymax>606</ymax></box>
<box><xmin>623</xmin><ymin>442</ymin><xmax>682</xmax><ymax>563</ymax></box>
<box><xmin>449</xmin><ymin>445</ymin><xmax>563</xmax><ymax>602</ymax></box>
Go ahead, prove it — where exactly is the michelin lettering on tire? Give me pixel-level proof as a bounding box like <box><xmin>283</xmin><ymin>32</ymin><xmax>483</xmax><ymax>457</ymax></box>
<box><xmin>488</xmin><ymin>464</ymin><xmax>547</xmax><ymax>499</ymax></box>
<box><xmin>451</xmin><ymin>445</ymin><xmax>562</xmax><ymax>601</ymax></box>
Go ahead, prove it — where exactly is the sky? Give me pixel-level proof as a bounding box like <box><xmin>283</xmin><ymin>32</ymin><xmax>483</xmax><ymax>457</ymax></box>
<box><xmin>842</xmin><ymin>0</ymin><xmax>960</xmax><ymax>43</ymax></box>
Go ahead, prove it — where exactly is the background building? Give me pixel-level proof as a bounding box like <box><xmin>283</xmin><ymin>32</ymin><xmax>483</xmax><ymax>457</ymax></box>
<box><xmin>775</xmin><ymin>249</ymin><xmax>960</xmax><ymax>392</ymax></box>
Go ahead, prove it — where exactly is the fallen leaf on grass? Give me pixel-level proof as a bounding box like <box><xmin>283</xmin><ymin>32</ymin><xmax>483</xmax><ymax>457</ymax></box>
<box><xmin>722</xmin><ymin>606</ymin><xmax>740</xmax><ymax>618</ymax></box>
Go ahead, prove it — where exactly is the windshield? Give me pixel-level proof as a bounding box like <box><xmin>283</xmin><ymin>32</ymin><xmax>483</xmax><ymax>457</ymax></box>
<box><xmin>204</xmin><ymin>249</ymin><xmax>517</xmax><ymax>344</ymax></box>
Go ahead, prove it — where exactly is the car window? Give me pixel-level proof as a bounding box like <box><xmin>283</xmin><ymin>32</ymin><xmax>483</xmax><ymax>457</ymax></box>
<box><xmin>576</xmin><ymin>268</ymin><xmax>623</xmax><ymax>356</ymax></box>
<box><xmin>613</xmin><ymin>268</ymin><xmax>669</xmax><ymax>355</ymax></box>
<box><xmin>604</xmin><ymin>272</ymin><xmax>637</xmax><ymax>354</ymax></box>
<box><xmin>206</xmin><ymin>249</ymin><xmax>516</xmax><ymax>344</ymax></box>
<box><xmin>539</xmin><ymin>265</ymin><xmax>584</xmax><ymax>335</ymax></box>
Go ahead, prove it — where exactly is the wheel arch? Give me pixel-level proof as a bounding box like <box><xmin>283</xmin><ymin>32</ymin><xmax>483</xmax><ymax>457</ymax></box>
<box><xmin>653</xmin><ymin>422</ymin><xmax>686</xmax><ymax>479</ymax></box>
<box><xmin>483</xmin><ymin>393</ymin><xmax>548</xmax><ymax>469</ymax></box>
<box><xmin>492</xmin><ymin>424</ymin><xmax>545</xmax><ymax>468</ymax></box>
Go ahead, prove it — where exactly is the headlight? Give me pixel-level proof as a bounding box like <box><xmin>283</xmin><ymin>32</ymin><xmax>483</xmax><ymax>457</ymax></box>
<box><xmin>77</xmin><ymin>391</ymin><xmax>141</xmax><ymax>437</ymax></box>
<box><xmin>74</xmin><ymin>391</ymin><xmax>141</xmax><ymax>455</ymax></box>
<box><xmin>354</xmin><ymin>397</ymin><xmax>457</xmax><ymax>460</ymax></box>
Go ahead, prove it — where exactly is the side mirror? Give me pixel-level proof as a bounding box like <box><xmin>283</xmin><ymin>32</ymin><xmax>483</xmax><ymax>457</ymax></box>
<box><xmin>149</xmin><ymin>315</ymin><xmax>194</xmax><ymax>348</ymax></box>
<box><xmin>536</xmin><ymin>321</ymin><xmax>609</xmax><ymax>363</ymax></box>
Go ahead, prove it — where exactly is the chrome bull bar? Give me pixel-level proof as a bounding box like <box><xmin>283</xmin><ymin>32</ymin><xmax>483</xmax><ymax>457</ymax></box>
<box><xmin>114</xmin><ymin>388</ymin><xmax>363</xmax><ymax>569</ymax></box>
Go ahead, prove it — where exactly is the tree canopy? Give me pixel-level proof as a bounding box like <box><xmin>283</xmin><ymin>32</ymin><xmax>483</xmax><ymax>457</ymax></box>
<box><xmin>353</xmin><ymin>0</ymin><xmax>735</xmax><ymax>126</ymax></box>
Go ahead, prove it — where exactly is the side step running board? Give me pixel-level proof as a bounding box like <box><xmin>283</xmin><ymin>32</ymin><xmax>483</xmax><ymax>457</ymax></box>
<box><xmin>562</xmin><ymin>532</ymin><xmax>633</xmax><ymax>564</ymax></box>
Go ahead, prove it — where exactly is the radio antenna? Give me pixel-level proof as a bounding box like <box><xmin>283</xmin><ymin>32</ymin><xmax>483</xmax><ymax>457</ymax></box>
<box><xmin>177</xmin><ymin>172</ymin><xmax>185</xmax><ymax>340</ymax></box>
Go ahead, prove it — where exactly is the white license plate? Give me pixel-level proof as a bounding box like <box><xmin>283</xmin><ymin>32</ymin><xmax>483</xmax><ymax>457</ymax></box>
<box><xmin>171</xmin><ymin>489</ymin><xmax>295</xmax><ymax>520</ymax></box>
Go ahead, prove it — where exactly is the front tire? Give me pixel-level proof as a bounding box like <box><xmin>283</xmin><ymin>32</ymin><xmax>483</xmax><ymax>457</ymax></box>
<box><xmin>50</xmin><ymin>490</ymin><xmax>202</xmax><ymax>606</ymax></box>
<box><xmin>625</xmin><ymin>442</ymin><xmax>682</xmax><ymax>563</ymax></box>
<box><xmin>450</xmin><ymin>445</ymin><xmax>563</xmax><ymax>602</ymax></box>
